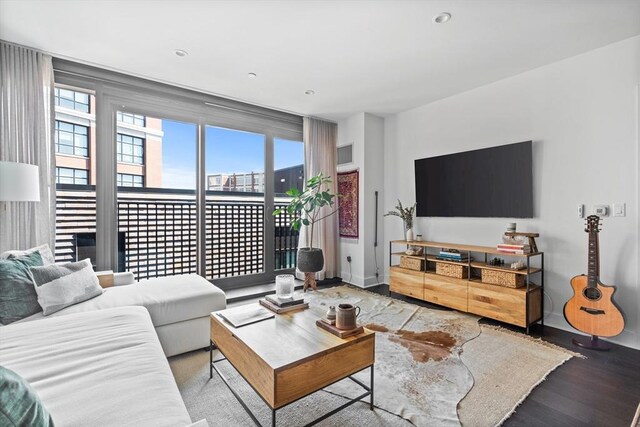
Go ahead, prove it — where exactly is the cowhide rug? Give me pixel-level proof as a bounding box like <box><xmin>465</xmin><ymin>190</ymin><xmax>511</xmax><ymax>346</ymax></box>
<box><xmin>304</xmin><ymin>286</ymin><xmax>481</xmax><ymax>426</ymax></box>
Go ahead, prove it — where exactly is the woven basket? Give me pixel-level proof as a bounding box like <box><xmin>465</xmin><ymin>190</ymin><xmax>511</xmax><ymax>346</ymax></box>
<box><xmin>400</xmin><ymin>256</ymin><xmax>424</xmax><ymax>271</ymax></box>
<box><xmin>481</xmin><ymin>269</ymin><xmax>525</xmax><ymax>288</ymax></box>
<box><xmin>436</xmin><ymin>262</ymin><xmax>468</xmax><ymax>279</ymax></box>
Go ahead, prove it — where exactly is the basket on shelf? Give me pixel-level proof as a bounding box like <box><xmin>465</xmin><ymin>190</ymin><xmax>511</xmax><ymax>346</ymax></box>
<box><xmin>435</xmin><ymin>262</ymin><xmax>468</xmax><ymax>279</ymax></box>
<box><xmin>400</xmin><ymin>256</ymin><xmax>424</xmax><ymax>271</ymax></box>
<box><xmin>481</xmin><ymin>269</ymin><xmax>525</xmax><ymax>288</ymax></box>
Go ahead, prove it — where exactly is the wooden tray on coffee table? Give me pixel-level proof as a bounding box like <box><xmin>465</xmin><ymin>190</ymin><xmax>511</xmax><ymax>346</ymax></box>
<box><xmin>316</xmin><ymin>319</ymin><xmax>364</xmax><ymax>338</ymax></box>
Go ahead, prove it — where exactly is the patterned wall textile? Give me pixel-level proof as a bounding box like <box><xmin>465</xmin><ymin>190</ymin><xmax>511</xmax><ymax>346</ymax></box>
<box><xmin>337</xmin><ymin>170</ymin><xmax>358</xmax><ymax>238</ymax></box>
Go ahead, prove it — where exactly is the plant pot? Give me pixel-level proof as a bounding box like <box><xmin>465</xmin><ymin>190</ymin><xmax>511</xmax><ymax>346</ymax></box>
<box><xmin>297</xmin><ymin>247</ymin><xmax>324</xmax><ymax>273</ymax></box>
<box><xmin>406</xmin><ymin>229</ymin><xmax>414</xmax><ymax>242</ymax></box>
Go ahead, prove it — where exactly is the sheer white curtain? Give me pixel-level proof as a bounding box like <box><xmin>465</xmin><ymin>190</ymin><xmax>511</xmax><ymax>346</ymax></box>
<box><xmin>298</xmin><ymin>117</ymin><xmax>338</xmax><ymax>279</ymax></box>
<box><xmin>0</xmin><ymin>41</ymin><xmax>55</xmax><ymax>253</ymax></box>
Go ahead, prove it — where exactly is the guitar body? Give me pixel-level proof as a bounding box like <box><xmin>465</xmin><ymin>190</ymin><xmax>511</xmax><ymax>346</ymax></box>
<box><xmin>564</xmin><ymin>274</ymin><xmax>624</xmax><ymax>337</ymax></box>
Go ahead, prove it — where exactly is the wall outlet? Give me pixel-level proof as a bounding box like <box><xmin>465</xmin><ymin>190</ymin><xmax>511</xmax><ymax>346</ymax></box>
<box><xmin>577</xmin><ymin>204</ymin><xmax>584</xmax><ymax>218</ymax></box>
<box><xmin>347</xmin><ymin>255</ymin><xmax>352</xmax><ymax>263</ymax></box>
<box><xmin>613</xmin><ymin>203</ymin><xmax>626</xmax><ymax>217</ymax></box>
<box><xmin>592</xmin><ymin>205</ymin><xmax>609</xmax><ymax>216</ymax></box>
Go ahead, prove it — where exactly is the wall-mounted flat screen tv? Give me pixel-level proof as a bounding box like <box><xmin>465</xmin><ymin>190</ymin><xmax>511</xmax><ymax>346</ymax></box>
<box><xmin>414</xmin><ymin>141</ymin><xmax>533</xmax><ymax>218</ymax></box>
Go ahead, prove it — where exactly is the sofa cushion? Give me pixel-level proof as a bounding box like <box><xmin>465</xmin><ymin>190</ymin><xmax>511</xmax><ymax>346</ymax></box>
<box><xmin>0</xmin><ymin>365</ymin><xmax>54</xmax><ymax>427</ymax></box>
<box><xmin>0</xmin><ymin>307</ymin><xmax>191</xmax><ymax>427</ymax></box>
<box><xmin>1</xmin><ymin>244</ymin><xmax>55</xmax><ymax>265</ymax></box>
<box><xmin>30</xmin><ymin>259</ymin><xmax>103</xmax><ymax>315</ymax></box>
<box><xmin>16</xmin><ymin>274</ymin><xmax>226</xmax><ymax>327</ymax></box>
<box><xmin>0</xmin><ymin>251</ymin><xmax>43</xmax><ymax>325</ymax></box>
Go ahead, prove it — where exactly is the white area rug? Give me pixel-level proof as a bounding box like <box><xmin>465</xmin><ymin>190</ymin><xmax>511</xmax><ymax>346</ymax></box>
<box><xmin>170</xmin><ymin>286</ymin><xmax>578</xmax><ymax>426</ymax></box>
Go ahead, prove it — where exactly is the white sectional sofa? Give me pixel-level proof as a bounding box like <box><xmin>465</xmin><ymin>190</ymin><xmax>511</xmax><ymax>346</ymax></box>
<box><xmin>0</xmin><ymin>306</ymin><xmax>198</xmax><ymax>427</ymax></box>
<box><xmin>15</xmin><ymin>273</ymin><xmax>227</xmax><ymax>357</ymax></box>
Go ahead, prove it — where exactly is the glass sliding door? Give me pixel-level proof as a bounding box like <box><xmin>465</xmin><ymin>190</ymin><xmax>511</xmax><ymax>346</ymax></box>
<box><xmin>274</xmin><ymin>138</ymin><xmax>304</xmax><ymax>271</ymax></box>
<box><xmin>53</xmin><ymin>85</ymin><xmax>98</xmax><ymax>266</ymax></box>
<box><xmin>204</xmin><ymin>126</ymin><xmax>266</xmax><ymax>283</ymax></box>
<box><xmin>116</xmin><ymin>112</ymin><xmax>197</xmax><ymax>280</ymax></box>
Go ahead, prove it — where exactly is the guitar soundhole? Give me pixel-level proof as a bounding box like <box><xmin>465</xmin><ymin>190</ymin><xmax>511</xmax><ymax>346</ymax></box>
<box><xmin>583</xmin><ymin>287</ymin><xmax>601</xmax><ymax>301</ymax></box>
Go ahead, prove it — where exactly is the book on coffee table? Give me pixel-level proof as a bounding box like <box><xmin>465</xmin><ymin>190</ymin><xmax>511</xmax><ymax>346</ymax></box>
<box><xmin>265</xmin><ymin>294</ymin><xmax>304</xmax><ymax>307</ymax></box>
<box><xmin>260</xmin><ymin>299</ymin><xmax>309</xmax><ymax>314</ymax></box>
<box><xmin>216</xmin><ymin>304</ymin><xmax>275</xmax><ymax>328</ymax></box>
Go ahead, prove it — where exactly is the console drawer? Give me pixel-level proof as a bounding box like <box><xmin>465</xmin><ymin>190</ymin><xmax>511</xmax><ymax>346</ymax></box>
<box><xmin>389</xmin><ymin>266</ymin><xmax>423</xmax><ymax>299</ymax></box>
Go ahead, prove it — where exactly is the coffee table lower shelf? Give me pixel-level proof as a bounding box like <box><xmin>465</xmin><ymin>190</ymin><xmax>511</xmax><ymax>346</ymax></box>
<box><xmin>209</xmin><ymin>341</ymin><xmax>374</xmax><ymax>427</ymax></box>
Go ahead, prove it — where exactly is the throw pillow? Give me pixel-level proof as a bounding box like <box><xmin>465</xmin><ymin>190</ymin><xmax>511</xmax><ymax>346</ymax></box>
<box><xmin>30</xmin><ymin>258</ymin><xmax>103</xmax><ymax>316</ymax></box>
<box><xmin>1</xmin><ymin>244</ymin><xmax>55</xmax><ymax>265</ymax></box>
<box><xmin>0</xmin><ymin>365</ymin><xmax>54</xmax><ymax>427</ymax></box>
<box><xmin>0</xmin><ymin>251</ymin><xmax>44</xmax><ymax>325</ymax></box>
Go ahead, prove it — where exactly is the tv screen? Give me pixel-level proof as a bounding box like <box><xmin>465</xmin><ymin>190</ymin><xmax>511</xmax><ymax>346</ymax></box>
<box><xmin>414</xmin><ymin>141</ymin><xmax>533</xmax><ymax>218</ymax></box>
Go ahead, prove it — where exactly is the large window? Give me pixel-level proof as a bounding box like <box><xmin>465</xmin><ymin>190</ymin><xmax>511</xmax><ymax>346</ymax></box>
<box><xmin>117</xmin><ymin>173</ymin><xmax>143</xmax><ymax>188</ymax></box>
<box><xmin>54</xmin><ymin>87</ymin><xmax>90</xmax><ymax>113</ymax></box>
<box><xmin>55</xmin><ymin>120</ymin><xmax>89</xmax><ymax>157</ymax></box>
<box><xmin>117</xmin><ymin>133</ymin><xmax>144</xmax><ymax>164</ymax></box>
<box><xmin>274</xmin><ymin>138</ymin><xmax>304</xmax><ymax>270</ymax></box>
<box><xmin>117</xmin><ymin>111</ymin><xmax>145</xmax><ymax>127</ymax></box>
<box><xmin>53</xmin><ymin>63</ymin><xmax>303</xmax><ymax>288</ymax></box>
<box><xmin>117</xmin><ymin>113</ymin><xmax>197</xmax><ymax>280</ymax></box>
<box><xmin>56</xmin><ymin>167</ymin><xmax>88</xmax><ymax>185</ymax></box>
<box><xmin>205</xmin><ymin>126</ymin><xmax>265</xmax><ymax>280</ymax></box>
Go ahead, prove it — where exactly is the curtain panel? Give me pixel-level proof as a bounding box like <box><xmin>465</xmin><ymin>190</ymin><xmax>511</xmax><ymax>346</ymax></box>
<box><xmin>299</xmin><ymin>117</ymin><xmax>338</xmax><ymax>279</ymax></box>
<box><xmin>0</xmin><ymin>41</ymin><xmax>55</xmax><ymax>253</ymax></box>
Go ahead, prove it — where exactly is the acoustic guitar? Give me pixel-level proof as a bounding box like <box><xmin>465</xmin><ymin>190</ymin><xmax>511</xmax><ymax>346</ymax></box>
<box><xmin>564</xmin><ymin>215</ymin><xmax>624</xmax><ymax>339</ymax></box>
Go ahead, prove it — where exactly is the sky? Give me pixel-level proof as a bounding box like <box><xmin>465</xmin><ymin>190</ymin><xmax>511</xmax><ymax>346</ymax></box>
<box><xmin>160</xmin><ymin>119</ymin><xmax>303</xmax><ymax>190</ymax></box>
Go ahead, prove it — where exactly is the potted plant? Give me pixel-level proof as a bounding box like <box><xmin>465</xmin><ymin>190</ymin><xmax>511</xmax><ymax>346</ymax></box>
<box><xmin>385</xmin><ymin>199</ymin><xmax>416</xmax><ymax>241</ymax></box>
<box><xmin>273</xmin><ymin>173</ymin><xmax>337</xmax><ymax>286</ymax></box>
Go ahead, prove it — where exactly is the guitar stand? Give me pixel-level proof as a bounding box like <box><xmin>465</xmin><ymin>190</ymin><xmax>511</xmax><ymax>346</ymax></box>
<box><xmin>572</xmin><ymin>335</ymin><xmax>612</xmax><ymax>351</ymax></box>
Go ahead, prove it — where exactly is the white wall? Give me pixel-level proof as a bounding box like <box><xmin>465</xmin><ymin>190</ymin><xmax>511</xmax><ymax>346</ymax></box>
<box><xmin>383</xmin><ymin>36</ymin><xmax>640</xmax><ymax>349</ymax></box>
<box><xmin>337</xmin><ymin>113</ymin><xmax>385</xmax><ymax>287</ymax></box>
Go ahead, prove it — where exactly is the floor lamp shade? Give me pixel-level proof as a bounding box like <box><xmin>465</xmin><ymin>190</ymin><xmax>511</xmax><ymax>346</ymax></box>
<box><xmin>0</xmin><ymin>161</ymin><xmax>40</xmax><ymax>202</ymax></box>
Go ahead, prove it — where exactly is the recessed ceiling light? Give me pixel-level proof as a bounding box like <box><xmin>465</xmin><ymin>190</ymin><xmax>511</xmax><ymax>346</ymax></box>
<box><xmin>433</xmin><ymin>12</ymin><xmax>451</xmax><ymax>24</ymax></box>
<box><xmin>174</xmin><ymin>49</ymin><xmax>188</xmax><ymax>57</ymax></box>
<box><xmin>248</xmin><ymin>72</ymin><xmax>257</xmax><ymax>78</ymax></box>
<box><xmin>305</xmin><ymin>90</ymin><xmax>315</xmax><ymax>95</ymax></box>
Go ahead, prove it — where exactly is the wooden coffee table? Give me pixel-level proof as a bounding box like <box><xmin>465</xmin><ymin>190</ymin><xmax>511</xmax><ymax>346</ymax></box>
<box><xmin>210</xmin><ymin>306</ymin><xmax>375</xmax><ymax>427</ymax></box>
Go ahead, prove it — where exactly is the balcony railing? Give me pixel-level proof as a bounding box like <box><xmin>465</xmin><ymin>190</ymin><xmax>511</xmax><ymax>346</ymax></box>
<box><xmin>55</xmin><ymin>185</ymin><xmax>299</xmax><ymax>281</ymax></box>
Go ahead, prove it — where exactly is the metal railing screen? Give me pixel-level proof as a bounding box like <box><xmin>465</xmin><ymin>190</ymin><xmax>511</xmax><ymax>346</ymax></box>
<box><xmin>56</xmin><ymin>188</ymin><xmax>298</xmax><ymax>282</ymax></box>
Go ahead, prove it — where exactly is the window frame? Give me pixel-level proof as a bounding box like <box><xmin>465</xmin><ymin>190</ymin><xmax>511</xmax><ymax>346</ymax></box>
<box><xmin>55</xmin><ymin>120</ymin><xmax>90</xmax><ymax>158</ymax></box>
<box><xmin>117</xmin><ymin>173</ymin><xmax>144</xmax><ymax>188</ymax></box>
<box><xmin>56</xmin><ymin>167</ymin><xmax>89</xmax><ymax>185</ymax></box>
<box><xmin>54</xmin><ymin>87</ymin><xmax>90</xmax><ymax>113</ymax></box>
<box><xmin>116</xmin><ymin>133</ymin><xmax>145</xmax><ymax>165</ymax></box>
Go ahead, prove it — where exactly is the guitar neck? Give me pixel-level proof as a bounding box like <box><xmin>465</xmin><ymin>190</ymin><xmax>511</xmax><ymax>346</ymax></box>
<box><xmin>587</xmin><ymin>230</ymin><xmax>599</xmax><ymax>288</ymax></box>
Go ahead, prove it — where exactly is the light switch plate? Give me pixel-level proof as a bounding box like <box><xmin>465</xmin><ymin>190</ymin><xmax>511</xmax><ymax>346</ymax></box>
<box><xmin>593</xmin><ymin>205</ymin><xmax>609</xmax><ymax>216</ymax></box>
<box><xmin>577</xmin><ymin>204</ymin><xmax>584</xmax><ymax>218</ymax></box>
<box><xmin>613</xmin><ymin>203</ymin><xmax>626</xmax><ymax>217</ymax></box>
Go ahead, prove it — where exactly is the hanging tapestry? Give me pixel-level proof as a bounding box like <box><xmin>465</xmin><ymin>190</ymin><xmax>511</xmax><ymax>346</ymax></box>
<box><xmin>337</xmin><ymin>170</ymin><xmax>359</xmax><ymax>238</ymax></box>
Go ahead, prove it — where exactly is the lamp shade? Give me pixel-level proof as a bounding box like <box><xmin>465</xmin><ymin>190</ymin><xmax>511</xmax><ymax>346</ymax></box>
<box><xmin>0</xmin><ymin>161</ymin><xmax>40</xmax><ymax>202</ymax></box>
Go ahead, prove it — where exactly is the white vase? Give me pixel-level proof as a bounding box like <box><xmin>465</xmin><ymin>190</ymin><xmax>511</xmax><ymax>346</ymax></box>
<box><xmin>406</xmin><ymin>229</ymin><xmax>414</xmax><ymax>242</ymax></box>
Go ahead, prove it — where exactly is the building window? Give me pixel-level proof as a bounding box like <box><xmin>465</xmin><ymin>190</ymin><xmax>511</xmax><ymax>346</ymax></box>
<box><xmin>55</xmin><ymin>120</ymin><xmax>89</xmax><ymax>157</ymax></box>
<box><xmin>117</xmin><ymin>173</ymin><xmax>144</xmax><ymax>188</ymax></box>
<box><xmin>117</xmin><ymin>112</ymin><xmax>145</xmax><ymax>127</ymax></box>
<box><xmin>56</xmin><ymin>167</ymin><xmax>88</xmax><ymax>185</ymax></box>
<box><xmin>54</xmin><ymin>87</ymin><xmax>90</xmax><ymax>113</ymax></box>
<box><xmin>117</xmin><ymin>133</ymin><xmax>144</xmax><ymax>164</ymax></box>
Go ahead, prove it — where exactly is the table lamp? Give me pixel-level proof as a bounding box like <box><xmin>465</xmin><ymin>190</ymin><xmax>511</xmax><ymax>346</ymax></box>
<box><xmin>0</xmin><ymin>161</ymin><xmax>40</xmax><ymax>202</ymax></box>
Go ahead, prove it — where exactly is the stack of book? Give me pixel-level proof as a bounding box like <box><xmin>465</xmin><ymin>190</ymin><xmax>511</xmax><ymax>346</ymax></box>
<box><xmin>437</xmin><ymin>250</ymin><xmax>469</xmax><ymax>262</ymax></box>
<box><xmin>496</xmin><ymin>244</ymin><xmax>531</xmax><ymax>254</ymax></box>
<box><xmin>259</xmin><ymin>294</ymin><xmax>308</xmax><ymax>314</ymax></box>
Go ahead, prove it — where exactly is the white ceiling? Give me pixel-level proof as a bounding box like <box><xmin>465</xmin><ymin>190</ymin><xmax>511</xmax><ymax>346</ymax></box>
<box><xmin>1</xmin><ymin>0</ymin><xmax>639</xmax><ymax>120</ymax></box>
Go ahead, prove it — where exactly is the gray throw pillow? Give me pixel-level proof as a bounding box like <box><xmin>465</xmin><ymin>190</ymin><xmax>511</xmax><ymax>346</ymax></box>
<box><xmin>0</xmin><ymin>365</ymin><xmax>54</xmax><ymax>427</ymax></box>
<box><xmin>0</xmin><ymin>251</ymin><xmax>44</xmax><ymax>325</ymax></box>
<box><xmin>30</xmin><ymin>259</ymin><xmax>103</xmax><ymax>316</ymax></box>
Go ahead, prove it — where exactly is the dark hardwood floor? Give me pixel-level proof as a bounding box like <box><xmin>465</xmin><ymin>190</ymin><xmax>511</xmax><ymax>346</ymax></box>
<box><xmin>366</xmin><ymin>284</ymin><xmax>640</xmax><ymax>427</ymax></box>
